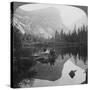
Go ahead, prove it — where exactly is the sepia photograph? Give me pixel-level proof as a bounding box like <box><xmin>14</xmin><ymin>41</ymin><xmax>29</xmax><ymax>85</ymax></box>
<box><xmin>11</xmin><ymin>2</ymin><xmax>88</xmax><ymax>88</ymax></box>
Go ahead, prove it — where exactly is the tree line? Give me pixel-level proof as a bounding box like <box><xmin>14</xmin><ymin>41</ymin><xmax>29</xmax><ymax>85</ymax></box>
<box><xmin>52</xmin><ymin>25</ymin><xmax>87</xmax><ymax>46</ymax></box>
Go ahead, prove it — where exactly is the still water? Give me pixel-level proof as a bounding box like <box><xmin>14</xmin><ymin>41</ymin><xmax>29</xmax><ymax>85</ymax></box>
<box><xmin>18</xmin><ymin>47</ymin><xmax>88</xmax><ymax>87</ymax></box>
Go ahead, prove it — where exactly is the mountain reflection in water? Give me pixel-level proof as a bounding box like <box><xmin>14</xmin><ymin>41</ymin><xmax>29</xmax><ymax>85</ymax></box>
<box><xmin>18</xmin><ymin>46</ymin><xmax>87</xmax><ymax>88</ymax></box>
<box><xmin>32</xmin><ymin>57</ymin><xmax>86</xmax><ymax>87</ymax></box>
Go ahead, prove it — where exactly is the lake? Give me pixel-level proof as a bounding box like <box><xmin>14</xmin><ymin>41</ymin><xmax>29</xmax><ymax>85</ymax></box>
<box><xmin>17</xmin><ymin>46</ymin><xmax>88</xmax><ymax>88</ymax></box>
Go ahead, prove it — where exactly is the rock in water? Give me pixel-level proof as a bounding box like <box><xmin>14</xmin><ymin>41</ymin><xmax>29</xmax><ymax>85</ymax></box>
<box><xmin>69</xmin><ymin>70</ymin><xmax>77</xmax><ymax>78</ymax></box>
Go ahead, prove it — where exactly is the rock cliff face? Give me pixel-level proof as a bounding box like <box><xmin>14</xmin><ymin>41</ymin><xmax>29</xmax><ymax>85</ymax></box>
<box><xmin>13</xmin><ymin>7</ymin><xmax>68</xmax><ymax>39</ymax></box>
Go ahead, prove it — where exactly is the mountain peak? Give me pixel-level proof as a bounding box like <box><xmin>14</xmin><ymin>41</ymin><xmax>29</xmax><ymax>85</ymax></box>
<box><xmin>14</xmin><ymin>7</ymin><xmax>68</xmax><ymax>39</ymax></box>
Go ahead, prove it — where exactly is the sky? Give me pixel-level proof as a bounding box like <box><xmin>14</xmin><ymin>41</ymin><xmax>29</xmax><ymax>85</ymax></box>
<box><xmin>12</xmin><ymin>2</ymin><xmax>88</xmax><ymax>16</ymax></box>
<box><xmin>18</xmin><ymin>3</ymin><xmax>88</xmax><ymax>29</ymax></box>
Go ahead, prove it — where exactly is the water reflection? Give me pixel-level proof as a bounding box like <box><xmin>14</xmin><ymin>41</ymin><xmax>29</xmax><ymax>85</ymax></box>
<box><xmin>32</xmin><ymin>57</ymin><xmax>86</xmax><ymax>87</ymax></box>
<box><xmin>17</xmin><ymin>46</ymin><xmax>87</xmax><ymax>88</ymax></box>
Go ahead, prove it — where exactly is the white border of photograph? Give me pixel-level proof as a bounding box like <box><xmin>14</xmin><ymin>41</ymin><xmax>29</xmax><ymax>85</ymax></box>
<box><xmin>0</xmin><ymin>0</ymin><xmax>89</xmax><ymax>90</ymax></box>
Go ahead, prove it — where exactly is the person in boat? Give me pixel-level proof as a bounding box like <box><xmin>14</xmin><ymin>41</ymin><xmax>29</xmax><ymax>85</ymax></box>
<box><xmin>49</xmin><ymin>48</ymin><xmax>56</xmax><ymax>66</ymax></box>
<box><xmin>49</xmin><ymin>48</ymin><xmax>55</xmax><ymax>56</ymax></box>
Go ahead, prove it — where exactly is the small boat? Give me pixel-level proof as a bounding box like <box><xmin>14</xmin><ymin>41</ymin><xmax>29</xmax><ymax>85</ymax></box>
<box><xmin>33</xmin><ymin>48</ymin><xmax>56</xmax><ymax>65</ymax></box>
<box><xmin>33</xmin><ymin>48</ymin><xmax>50</xmax><ymax>57</ymax></box>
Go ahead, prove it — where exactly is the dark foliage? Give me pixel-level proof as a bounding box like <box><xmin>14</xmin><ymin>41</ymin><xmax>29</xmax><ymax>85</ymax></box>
<box><xmin>12</xmin><ymin>26</ymin><xmax>37</xmax><ymax>88</ymax></box>
<box><xmin>54</xmin><ymin>25</ymin><xmax>87</xmax><ymax>46</ymax></box>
